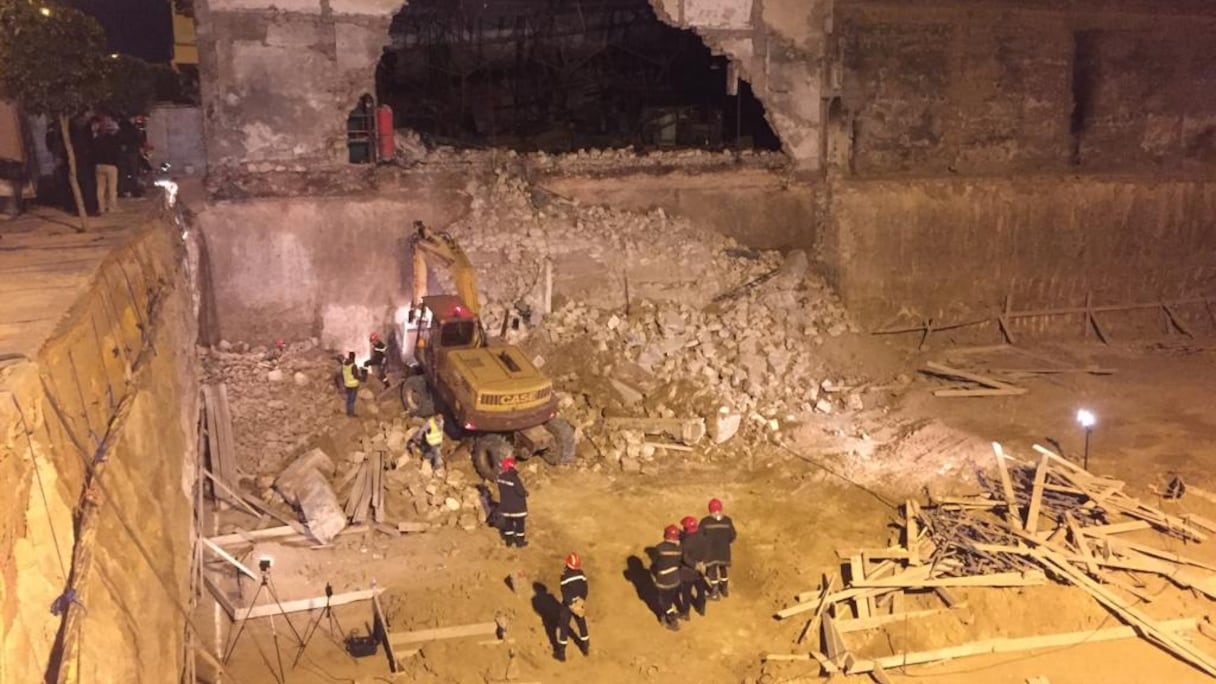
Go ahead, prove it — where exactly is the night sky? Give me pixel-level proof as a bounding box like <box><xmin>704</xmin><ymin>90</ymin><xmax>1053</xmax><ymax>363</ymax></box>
<box><xmin>68</xmin><ymin>0</ymin><xmax>174</xmax><ymax>63</ymax></box>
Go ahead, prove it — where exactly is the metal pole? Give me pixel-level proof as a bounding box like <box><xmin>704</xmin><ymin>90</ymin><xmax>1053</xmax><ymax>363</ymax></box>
<box><xmin>1083</xmin><ymin>428</ymin><xmax>1092</xmax><ymax>471</ymax></box>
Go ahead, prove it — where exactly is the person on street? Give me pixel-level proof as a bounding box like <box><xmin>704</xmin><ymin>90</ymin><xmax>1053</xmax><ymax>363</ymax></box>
<box><xmin>339</xmin><ymin>351</ymin><xmax>366</xmax><ymax>417</ymax></box>
<box><xmin>496</xmin><ymin>457</ymin><xmax>529</xmax><ymax>547</ymax></box>
<box><xmin>701</xmin><ymin>498</ymin><xmax>738</xmax><ymax>600</ymax></box>
<box><xmin>92</xmin><ymin>120</ymin><xmax>121</xmax><ymax>213</ymax></box>
<box><xmin>364</xmin><ymin>331</ymin><xmax>388</xmax><ymax>382</ymax></box>
<box><xmin>555</xmin><ymin>553</ymin><xmax>590</xmax><ymax>661</ymax></box>
<box><xmin>678</xmin><ymin>515</ymin><xmax>709</xmax><ymax>619</ymax></box>
<box><xmin>652</xmin><ymin>524</ymin><xmax>683</xmax><ymax>631</ymax></box>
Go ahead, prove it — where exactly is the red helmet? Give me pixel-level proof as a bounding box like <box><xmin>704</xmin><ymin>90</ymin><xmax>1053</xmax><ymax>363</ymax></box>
<box><xmin>664</xmin><ymin>525</ymin><xmax>680</xmax><ymax>541</ymax></box>
<box><xmin>708</xmin><ymin>498</ymin><xmax>723</xmax><ymax>514</ymax></box>
<box><xmin>274</xmin><ymin>338</ymin><xmax>286</xmax><ymax>350</ymax></box>
<box><xmin>500</xmin><ymin>457</ymin><xmax>516</xmax><ymax>472</ymax></box>
<box><xmin>681</xmin><ymin>516</ymin><xmax>698</xmax><ymax>534</ymax></box>
<box><xmin>565</xmin><ymin>552</ymin><xmax>581</xmax><ymax>570</ymax></box>
<box><xmin>369</xmin><ymin>332</ymin><xmax>380</xmax><ymax>342</ymax></box>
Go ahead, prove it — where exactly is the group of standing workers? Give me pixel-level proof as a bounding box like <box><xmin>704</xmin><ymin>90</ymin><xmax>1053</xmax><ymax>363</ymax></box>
<box><xmin>651</xmin><ymin>499</ymin><xmax>737</xmax><ymax>631</ymax></box>
<box><xmin>334</xmin><ymin>332</ymin><xmax>738</xmax><ymax>663</ymax></box>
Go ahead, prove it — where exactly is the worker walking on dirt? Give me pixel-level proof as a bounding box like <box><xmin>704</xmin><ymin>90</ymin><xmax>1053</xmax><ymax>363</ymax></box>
<box><xmin>363</xmin><ymin>332</ymin><xmax>388</xmax><ymax>382</ymax></box>
<box><xmin>339</xmin><ymin>352</ymin><xmax>367</xmax><ymax>417</ymax></box>
<box><xmin>652</xmin><ymin>524</ymin><xmax>683</xmax><ymax>631</ymax></box>
<box><xmin>496</xmin><ymin>457</ymin><xmax>529</xmax><ymax>547</ymax></box>
<box><xmin>700</xmin><ymin>498</ymin><xmax>737</xmax><ymax>600</ymax></box>
<box><xmin>678</xmin><ymin>516</ymin><xmax>709</xmax><ymax>619</ymax></box>
<box><xmin>555</xmin><ymin>553</ymin><xmax>590</xmax><ymax>662</ymax></box>
<box><xmin>410</xmin><ymin>415</ymin><xmax>446</xmax><ymax>473</ymax></box>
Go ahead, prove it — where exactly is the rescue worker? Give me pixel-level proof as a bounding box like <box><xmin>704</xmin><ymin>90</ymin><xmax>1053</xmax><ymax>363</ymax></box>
<box><xmin>555</xmin><ymin>553</ymin><xmax>590</xmax><ymax>661</ymax></box>
<box><xmin>496</xmin><ymin>457</ymin><xmax>529</xmax><ymax>547</ymax></box>
<box><xmin>410</xmin><ymin>414</ymin><xmax>445</xmax><ymax>473</ymax></box>
<box><xmin>364</xmin><ymin>332</ymin><xmax>388</xmax><ymax>382</ymax></box>
<box><xmin>339</xmin><ymin>352</ymin><xmax>366</xmax><ymax>417</ymax></box>
<box><xmin>700</xmin><ymin>498</ymin><xmax>737</xmax><ymax>600</ymax></box>
<box><xmin>652</xmin><ymin>524</ymin><xmax>683</xmax><ymax>631</ymax></box>
<box><xmin>678</xmin><ymin>515</ymin><xmax>709</xmax><ymax>619</ymax></box>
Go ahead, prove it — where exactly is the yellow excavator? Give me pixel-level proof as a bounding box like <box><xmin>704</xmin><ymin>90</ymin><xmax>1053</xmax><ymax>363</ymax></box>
<box><xmin>400</xmin><ymin>221</ymin><xmax>575</xmax><ymax>480</ymax></box>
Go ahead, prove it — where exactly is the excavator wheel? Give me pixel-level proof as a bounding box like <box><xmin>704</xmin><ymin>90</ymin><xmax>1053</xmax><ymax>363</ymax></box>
<box><xmin>472</xmin><ymin>434</ymin><xmax>514</xmax><ymax>481</ymax></box>
<box><xmin>400</xmin><ymin>375</ymin><xmax>435</xmax><ymax>417</ymax></box>
<box><xmin>540</xmin><ymin>417</ymin><xmax>576</xmax><ymax>466</ymax></box>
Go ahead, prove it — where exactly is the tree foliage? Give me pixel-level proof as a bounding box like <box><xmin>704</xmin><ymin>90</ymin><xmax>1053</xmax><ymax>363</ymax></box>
<box><xmin>0</xmin><ymin>1</ymin><xmax>110</xmax><ymax>118</ymax></box>
<box><xmin>103</xmin><ymin>54</ymin><xmax>168</xmax><ymax>116</ymax></box>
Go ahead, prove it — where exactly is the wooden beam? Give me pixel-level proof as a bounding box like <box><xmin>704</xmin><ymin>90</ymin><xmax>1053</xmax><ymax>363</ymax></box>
<box><xmin>1083</xmin><ymin>521</ymin><xmax>1152</xmax><ymax>536</ymax></box>
<box><xmin>923</xmin><ymin>362</ymin><xmax>1014</xmax><ymax>390</ymax></box>
<box><xmin>822</xmin><ymin>613</ymin><xmax>847</xmax><ymax>665</ymax></box>
<box><xmin>371</xmin><ymin>581</ymin><xmax>397</xmax><ymax>673</ymax></box>
<box><xmin>388</xmin><ymin>622</ymin><xmax>500</xmax><ymax>649</ymax></box>
<box><xmin>850</xmin><ymin>555</ymin><xmax>871</xmax><ymax>619</ymax></box>
<box><xmin>1065</xmin><ymin>512</ymin><xmax>1097</xmax><ymax>575</ymax></box>
<box><xmin>842</xmin><ymin>617</ymin><xmax>1198</xmax><ymax>675</ymax></box>
<box><xmin>933</xmin><ymin>387</ymin><xmax>1028</xmax><ymax>397</ymax></box>
<box><xmin>850</xmin><ymin>570</ymin><xmax>1045</xmax><ymax>589</ymax></box>
<box><xmin>204</xmin><ymin>575</ymin><xmax>236</xmax><ymax>621</ymax></box>
<box><xmin>201</xmin><ymin>538</ymin><xmax>257</xmax><ymax>580</ymax></box>
<box><xmin>797</xmin><ymin>575</ymin><xmax>835</xmax><ymax>645</ymax></box>
<box><xmin>234</xmin><ymin>587</ymin><xmax>382</xmax><ymax>621</ymax></box>
<box><xmin>1024</xmin><ymin>454</ymin><xmax>1049</xmax><ymax>534</ymax></box>
<box><xmin>992</xmin><ymin>442</ymin><xmax>1023</xmax><ymax>530</ymax></box>
<box><xmin>208</xmin><ymin>524</ymin><xmax>367</xmax><ymax>548</ymax></box>
<box><xmin>906</xmin><ymin>501</ymin><xmax>921</xmax><ymax>566</ymax></box>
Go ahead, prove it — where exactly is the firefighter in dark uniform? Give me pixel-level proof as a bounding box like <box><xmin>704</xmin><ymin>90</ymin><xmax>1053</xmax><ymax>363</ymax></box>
<box><xmin>363</xmin><ymin>331</ymin><xmax>388</xmax><ymax>382</ymax></box>
<box><xmin>555</xmin><ymin>553</ymin><xmax>590</xmax><ymax>661</ymax></box>
<box><xmin>652</xmin><ymin>524</ymin><xmax>683</xmax><ymax>631</ymax></box>
<box><xmin>678</xmin><ymin>515</ymin><xmax>709</xmax><ymax>619</ymax></box>
<box><xmin>496</xmin><ymin>457</ymin><xmax>529</xmax><ymax>547</ymax></box>
<box><xmin>700</xmin><ymin>498</ymin><xmax>738</xmax><ymax>600</ymax></box>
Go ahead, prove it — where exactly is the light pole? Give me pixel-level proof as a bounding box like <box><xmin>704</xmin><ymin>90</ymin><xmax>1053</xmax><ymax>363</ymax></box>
<box><xmin>1076</xmin><ymin>409</ymin><xmax>1096</xmax><ymax>470</ymax></box>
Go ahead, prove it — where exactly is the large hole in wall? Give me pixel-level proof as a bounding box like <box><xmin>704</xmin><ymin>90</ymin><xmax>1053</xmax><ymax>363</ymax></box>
<box><xmin>374</xmin><ymin>0</ymin><xmax>781</xmax><ymax>152</ymax></box>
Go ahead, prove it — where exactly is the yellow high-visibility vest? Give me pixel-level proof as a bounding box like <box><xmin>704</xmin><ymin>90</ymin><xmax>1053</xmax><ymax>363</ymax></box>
<box><xmin>424</xmin><ymin>418</ymin><xmax>443</xmax><ymax>446</ymax></box>
<box><xmin>342</xmin><ymin>363</ymin><xmax>359</xmax><ymax>388</ymax></box>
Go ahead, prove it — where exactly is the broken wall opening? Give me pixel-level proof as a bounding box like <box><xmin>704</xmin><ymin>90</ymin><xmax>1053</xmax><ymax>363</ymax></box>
<box><xmin>375</xmin><ymin>0</ymin><xmax>781</xmax><ymax>152</ymax></box>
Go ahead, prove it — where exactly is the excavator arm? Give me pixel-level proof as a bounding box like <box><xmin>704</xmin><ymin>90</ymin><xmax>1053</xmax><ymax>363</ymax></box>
<box><xmin>409</xmin><ymin>221</ymin><xmax>481</xmax><ymax>315</ymax></box>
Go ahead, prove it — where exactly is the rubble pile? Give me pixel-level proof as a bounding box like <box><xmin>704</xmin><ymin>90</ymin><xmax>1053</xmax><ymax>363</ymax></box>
<box><xmin>200</xmin><ymin>340</ymin><xmax>345</xmax><ymax>474</ymax></box>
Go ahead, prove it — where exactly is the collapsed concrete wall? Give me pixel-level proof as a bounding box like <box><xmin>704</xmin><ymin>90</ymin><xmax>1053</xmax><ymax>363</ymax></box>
<box><xmin>829</xmin><ymin>177</ymin><xmax>1216</xmax><ymax>325</ymax></box>
<box><xmin>0</xmin><ymin>219</ymin><xmax>198</xmax><ymax>683</ymax></box>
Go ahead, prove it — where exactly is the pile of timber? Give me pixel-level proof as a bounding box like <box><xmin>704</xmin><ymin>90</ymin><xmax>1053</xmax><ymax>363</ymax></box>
<box><xmin>920</xmin><ymin>361</ymin><xmax>1027</xmax><ymax>398</ymax></box>
<box><xmin>768</xmin><ymin>441</ymin><xmax>1216</xmax><ymax>680</ymax></box>
<box><xmin>201</xmin><ymin>383</ymin><xmax>241</xmax><ymax>506</ymax></box>
<box><xmin>344</xmin><ymin>451</ymin><xmax>388</xmax><ymax>525</ymax></box>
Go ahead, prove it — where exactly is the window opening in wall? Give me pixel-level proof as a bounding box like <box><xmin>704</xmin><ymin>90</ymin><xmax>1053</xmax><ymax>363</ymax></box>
<box><xmin>347</xmin><ymin>93</ymin><xmax>377</xmax><ymax>164</ymax></box>
<box><xmin>375</xmin><ymin>0</ymin><xmax>782</xmax><ymax>153</ymax></box>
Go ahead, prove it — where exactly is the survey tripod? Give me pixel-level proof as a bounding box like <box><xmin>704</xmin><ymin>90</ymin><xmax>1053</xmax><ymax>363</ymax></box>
<box><xmin>221</xmin><ymin>559</ymin><xmax>305</xmax><ymax>683</ymax></box>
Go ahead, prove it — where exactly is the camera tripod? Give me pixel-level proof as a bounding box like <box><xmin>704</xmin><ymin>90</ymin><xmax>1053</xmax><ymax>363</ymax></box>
<box><xmin>222</xmin><ymin>562</ymin><xmax>304</xmax><ymax>684</ymax></box>
<box><xmin>291</xmin><ymin>582</ymin><xmax>355</xmax><ymax>668</ymax></box>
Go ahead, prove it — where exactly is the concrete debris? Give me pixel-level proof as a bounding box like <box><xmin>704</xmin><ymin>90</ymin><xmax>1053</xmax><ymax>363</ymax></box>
<box><xmin>709</xmin><ymin>407</ymin><xmax>742</xmax><ymax>444</ymax></box>
<box><xmin>609</xmin><ymin>378</ymin><xmax>645</xmax><ymax>406</ymax></box>
<box><xmin>293</xmin><ymin>371</ymin><xmax>308</xmax><ymax>386</ymax></box>
<box><xmin>275</xmin><ymin>448</ymin><xmax>346</xmax><ymax>544</ymax></box>
<box><xmin>266</xmin><ymin>368</ymin><xmax>285</xmax><ymax>382</ymax></box>
<box><xmin>814</xmin><ymin>398</ymin><xmax>834</xmax><ymax>414</ymax></box>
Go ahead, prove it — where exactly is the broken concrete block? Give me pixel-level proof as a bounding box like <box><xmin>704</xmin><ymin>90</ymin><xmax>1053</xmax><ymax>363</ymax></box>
<box><xmin>814</xmin><ymin>398</ymin><xmax>834</xmax><ymax>414</ymax></box>
<box><xmin>606</xmin><ymin>314</ymin><xmax>621</xmax><ymax>330</ymax></box>
<box><xmin>609</xmin><ymin>378</ymin><xmax>645</xmax><ymax>406</ymax></box>
<box><xmin>348</xmin><ymin>451</ymin><xmax>367</xmax><ymax>465</ymax></box>
<box><xmin>620</xmin><ymin>456</ymin><xmax>642</xmax><ymax>473</ymax></box>
<box><xmin>293</xmin><ymin>372</ymin><xmax>308</xmax><ymax>386</ymax></box>
<box><xmin>218</xmin><ymin>339</ymin><xmax>233</xmax><ymax>352</ymax></box>
<box><xmin>710</xmin><ymin>407</ymin><xmax>742</xmax><ymax>444</ymax></box>
<box><xmin>275</xmin><ymin>449</ymin><xmax>344</xmax><ymax>544</ymax></box>
<box><xmin>267</xmin><ymin>369</ymin><xmax>285</xmax><ymax>382</ymax></box>
<box><xmin>846</xmin><ymin>393</ymin><xmax>865</xmax><ymax>411</ymax></box>
<box><xmin>444</xmin><ymin>497</ymin><xmax>461</xmax><ymax>511</ymax></box>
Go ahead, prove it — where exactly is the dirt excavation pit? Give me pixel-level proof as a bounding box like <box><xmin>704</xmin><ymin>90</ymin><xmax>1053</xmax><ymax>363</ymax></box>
<box><xmin>198</xmin><ymin>171</ymin><xmax>1216</xmax><ymax>684</ymax></box>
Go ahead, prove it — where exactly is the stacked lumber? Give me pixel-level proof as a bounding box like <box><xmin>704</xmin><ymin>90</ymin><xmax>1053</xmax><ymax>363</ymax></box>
<box><xmin>201</xmin><ymin>383</ymin><xmax>241</xmax><ymax>506</ymax></box>
<box><xmin>768</xmin><ymin>441</ymin><xmax>1216</xmax><ymax>679</ymax></box>
<box><xmin>345</xmin><ymin>451</ymin><xmax>388</xmax><ymax>524</ymax></box>
<box><xmin>921</xmin><ymin>361</ymin><xmax>1027</xmax><ymax>397</ymax></box>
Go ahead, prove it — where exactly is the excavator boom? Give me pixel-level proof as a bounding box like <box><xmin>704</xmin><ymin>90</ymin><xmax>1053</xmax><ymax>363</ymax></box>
<box><xmin>409</xmin><ymin>221</ymin><xmax>480</xmax><ymax>315</ymax></box>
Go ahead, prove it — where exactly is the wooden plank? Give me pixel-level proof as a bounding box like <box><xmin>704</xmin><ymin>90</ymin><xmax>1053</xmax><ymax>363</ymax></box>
<box><xmin>371</xmin><ymin>580</ymin><xmax>397</xmax><ymax>673</ymax></box>
<box><xmin>1024</xmin><ymin>454</ymin><xmax>1049</xmax><ymax>534</ymax></box>
<box><xmin>933</xmin><ymin>387</ymin><xmax>1028</xmax><ymax>397</ymax></box>
<box><xmin>201</xmin><ymin>467</ymin><xmax>261</xmax><ymax>518</ymax></box>
<box><xmin>934</xmin><ymin>587</ymin><xmax>961</xmax><ymax>608</ymax></box>
<box><xmin>851</xmin><ymin>570</ymin><xmax>1045</xmax><ymax>589</ymax></box>
<box><xmin>236</xmin><ymin>588</ymin><xmax>381</xmax><ymax>621</ymax></box>
<box><xmin>905</xmin><ymin>501</ymin><xmax>921</xmax><ymax>566</ymax></box>
<box><xmin>992</xmin><ymin>442</ymin><xmax>1023</xmax><ymax>530</ymax></box>
<box><xmin>835</xmin><ymin>547</ymin><xmax>911</xmax><ymax>561</ymax></box>
<box><xmin>850</xmin><ymin>555</ymin><xmax>871</xmax><ymax>619</ymax></box>
<box><xmin>345</xmin><ymin>462</ymin><xmax>369</xmax><ymax>519</ymax></box>
<box><xmin>835</xmin><ymin>608</ymin><xmax>953</xmax><ymax>633</ymax></box>
<box><xmin>844</xmin><ymin>617</ymin><xmax>1198</xmax><ymax>675</ymax></box>
<box><xmin>201</xmin><ymin>538</ymin><xmax>257</xmax><ymax>580</ymax></box>
<box><xmin>797</xmin><ymin>575</ymin><xmax>835</xmax><ymax>645</ymax></box>
<box><xmin>1065</xmin><ymin>512</ymin><xmax>1097</xmax><ymax>575</ymax></box>
<box><xmin>1086</xmin><ymin>532</ymin><xmax>1216</xmax><ymax>572</ymax></box>
<box><xmin>822</xmin><ymin>613</ymin><xmax>847</xmax><ymax>665</ymax></box>
<box><xmin>388</xmin><ymin>621</ymin><xmax>500</xmax><ymax>649</ymax></box>
<box><xmin>397</xmin><ymin>521</ymin><xmax>431</xmax><ymax>534</ymax></box>
<box><xmin>1037</xmin><ymin>550</ymin><xmax>1216</xmax><ymax>677</ymax></box>
<box><xmin>204</xmin><ymin>575</ymin><xmax>236</xmax><ymax>621</ymax></box>
<box><xmin>1084</xmin><ymin>521</ymin><xmax>1152</xmax><ymax>535</ymax></box>
<box><xmin>923</xmin><ymin>361</ymin><xmax>1014</xmax><ymax>390</ymax></box>
<box><xmin>870</xmin><ymin>663</ymin><xmax>894</xmax><ymax>684</ymax></box>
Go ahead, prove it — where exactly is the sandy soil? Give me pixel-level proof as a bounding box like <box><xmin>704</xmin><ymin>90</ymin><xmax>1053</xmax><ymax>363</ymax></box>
<box><xmin>209</xmin><ymin>332</ymin><xmax>1216</xmax><ymax>684</ymax></box>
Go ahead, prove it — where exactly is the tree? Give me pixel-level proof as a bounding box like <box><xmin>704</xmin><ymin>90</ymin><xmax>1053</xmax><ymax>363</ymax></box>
<box><xmin>104</xmin><ymin>54</ymin><xmax>168</xmax><ymax>117</ymax></box>
<box><xmin>0</xmin><ymin>1</ymin><xmax>111</xmax><ymax>231</ymax></box>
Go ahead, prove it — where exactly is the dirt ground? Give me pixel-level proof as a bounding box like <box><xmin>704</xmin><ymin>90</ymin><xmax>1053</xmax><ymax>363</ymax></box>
<box><xmin>205</xmin><ymin>327</ymin><xmax>1216</xmax><ymax>684</ymax></box>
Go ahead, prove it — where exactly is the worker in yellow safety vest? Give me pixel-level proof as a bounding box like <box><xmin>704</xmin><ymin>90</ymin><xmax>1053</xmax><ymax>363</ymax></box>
<box><xmin>412</xmin><ymin>414</ymin><xmax>445</xmax><ymax>472</ymax></box>
<box><xmin>339</xmin><ymin>351</ymin><xmax>366</xmax><ymax>417</ymax></box>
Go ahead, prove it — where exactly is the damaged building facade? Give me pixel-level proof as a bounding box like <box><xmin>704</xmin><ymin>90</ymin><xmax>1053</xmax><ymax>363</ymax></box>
<box><xmin>192</xmin><ymin>0</ymin><xmax>1216</xmax><ymax>341</ymax></box>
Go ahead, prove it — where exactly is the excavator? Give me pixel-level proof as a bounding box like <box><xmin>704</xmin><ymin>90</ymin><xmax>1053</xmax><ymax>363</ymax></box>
<box><xmin>400</xmin><ymin>221</ymin><xmax>575</xmax><ymax>480</ymax></box>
